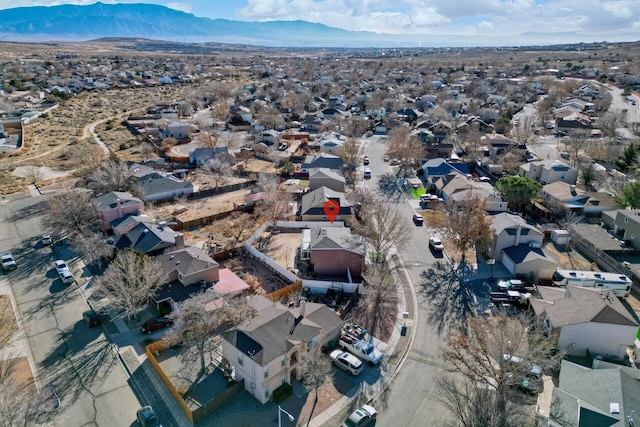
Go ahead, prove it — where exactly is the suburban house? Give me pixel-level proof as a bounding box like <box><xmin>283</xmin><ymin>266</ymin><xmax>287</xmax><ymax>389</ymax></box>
<box><xmin>314</xmin><ymin>134</ymin><xmax>345</xmax><ymax>155</ymax></box>
<box><xmin>221</xmin><ymin>297</ymin><xmax>343</xmax><ymax>404</ymax></box>
<box><xmin>309</xmin><ymin>227</ymin><xmax>365</xmax><ymax>280</ymax></box>
<box><xmin>541</xmin><ymin>182</ymin><xmax>616</xmax><ymax>216</ymax></box>
<box><xmin>301</xmin><ymin>153</ymin><xmax>343</xmax><ymax>174</ymax></box>
<box><xmin>518</xmin><ymin>160</ymin><xmax>578</xmax><ymax>185</ymax></box>
<box><xmin>188</xmin><ymin>146</ymin><xmax>233</xmax><ymax>166</ymax></box>
<box><xmin>487</xmin><ymin>213</ymin><xmax>555</xmax><ymax>280</ymax></box>
<box><xmin>530</xmin><ymin>286</ymin><xmax>639</xmax><ymax>359</ymax></box>
<box><xmin>308</xmin><ymin>168</ymin><xmax>346</xmax><ymax>192</ymax></box>
<box><xmin>92</xmin><ymin>191</ymin><xmax>144</xmax><ymax>232</ymax></box>
<box><xmin>421</xmin><ymin>158</ymin><xmax>468</xmax><ymax>188</ymax></box>
<box><xmin>156</xmin><ymin>245</ymin><xmax>220</xmax><ymax>286</ymax></box>
<box><xmin>254</xmin><ymin>130</ymin><xmax>281</xmax><ymax>146</ymax></box>
<box><xmin>548</xmin><ymin>360</ymin><xmax>640</xmax><ymax>427</ymax></box>
<box><xmin>162</xmin><ymin>121</ymin><xmax>191</xmax><ymax>140</ymax></box>
<box><xmin>137</xmin><ymin>172</ymin><xmax>195</xmax><ymax>202</ymax></box>
<box><xmin>437</xmin><ymin>174</ymin><xmax>507</xmax><ymax>212</ymax></box>
<box><xmin>602</xmin><ymin>209</ymin><xmax>640</xmax><ymax>250</ymax></box>
<box><xmin>114</xmin><ymin>219</ymin><xmax>181</xmax><ymax>255</ymax></box>
<box><xmin>300</xmin><ymin>186</ymin><xmax>352</xmax><ymax>221</ymax></box>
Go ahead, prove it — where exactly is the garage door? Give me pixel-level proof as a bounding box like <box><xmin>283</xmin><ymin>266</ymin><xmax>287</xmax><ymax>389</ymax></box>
<box><xmin>500</xmin><ymin>253</ymin><xmax>516</xmax><ymax>274</ymax></box>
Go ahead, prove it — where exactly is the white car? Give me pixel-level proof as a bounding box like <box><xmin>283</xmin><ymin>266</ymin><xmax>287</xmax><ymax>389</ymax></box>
<box><xmin>413</xmin><ymin>214</ymin><xmax>424</xmax><ymax>225</ymax></box>
<box><xmin>429</xmin><ymin>237</ymin><xmax>444</xmax><ymax>252</ymax></box>
<box><xmin>342</xmin><ymin>405</ymin><xmax>377</xmax><ymax>427</ymax></box>
<box><xmin>41</xmin><ymin>234</ymin><xmax>52</xmax><ymax>245</ymax></box>
<box><xmin>54</xmin><ymin>260</ymin><xmax>68</xmax><ymax>276</ymax></box>
<box><xmin>1</xmin><ymin>252</ymin><xmax>16</xmax><ymax>271</ymax></box>
<box><xmin>330</xmin><ymin>350</ymin><xmax>364</xmax><ymax>376</ymax></box>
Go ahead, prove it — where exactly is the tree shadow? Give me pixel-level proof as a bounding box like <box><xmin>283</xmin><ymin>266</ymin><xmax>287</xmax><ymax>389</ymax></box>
<box><xmin>417</xmin><ymin>261</ymin><xmax>478</xmax><ymax>335</ymax></box>
<box><xmin>377</xmin><ymin>173</ymin><xmax>403</xmax><ymax>201</ymax></box>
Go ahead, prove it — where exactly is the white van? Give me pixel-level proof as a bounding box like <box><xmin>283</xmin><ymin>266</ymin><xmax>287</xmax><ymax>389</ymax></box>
<box><xmin>364</xmin><ymin>168</ymin><xmax>372</xmax><ymax>179</ymax></box>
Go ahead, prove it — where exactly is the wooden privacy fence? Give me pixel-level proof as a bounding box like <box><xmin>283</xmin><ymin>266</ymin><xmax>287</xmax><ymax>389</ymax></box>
<box><xmin>266</xmin><ymin>281</ymin><xmax>302</xmax><ymax>302</ymax></box>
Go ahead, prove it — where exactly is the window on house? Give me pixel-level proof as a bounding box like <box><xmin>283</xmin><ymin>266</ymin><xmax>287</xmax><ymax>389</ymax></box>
<box><xmin>281</xmin><ymin>356</ymin><xmax>286</xmax><ymax>367</ymax></box>
<box><xmin>625</xmin><ymin>217</ymin><xmax>629</xmax><ymax>223</ymax></box>
<box><xmin>281</xmin><ymin>374</ymin><xmax>286</xmax><ymax>385</ymax></box>
<box><xmin>264</xmin><ymin>367</ymin><xmax>269</xmax><ymax>378</ymax></box>
<box><xmin>306</xmin><ymin>336</ymin><xmax>318</xmax><ymax>352</ymax></box>
<box><xmin>265</xmin><ymin>386</ymin><xmax>269</xmax><ymax>399</ymax></box>
<box><xmin>178</xmin><ymin>272</ymin><xmax>183</xmax><ymax>282</ymax></box>
<box><xmin>237</xmin><ymin>352</ymin><xmax>244</xmax><ymax>366</ymax></box>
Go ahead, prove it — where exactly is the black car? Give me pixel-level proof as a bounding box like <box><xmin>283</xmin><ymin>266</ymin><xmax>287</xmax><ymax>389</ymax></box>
<box><xmin>82</xmin><ymin>310</ymin><xmax>101</xmax><ymax>327</ymax></box>
<box><xmin>140</xmin><ymin>317</ymin><xmax>174</xmax><ymax>334</ymax></box>
<box><xmin>137</xmin><ymin>405</ymin><xmax>162</xmax><ymax>427</ymax></box>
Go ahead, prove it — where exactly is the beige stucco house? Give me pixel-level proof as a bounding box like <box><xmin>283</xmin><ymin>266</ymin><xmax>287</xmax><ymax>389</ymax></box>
<box><xmin>221</xmin><ymin>297</ymin><xmax>342</xmax><ymax>404</ymax></box>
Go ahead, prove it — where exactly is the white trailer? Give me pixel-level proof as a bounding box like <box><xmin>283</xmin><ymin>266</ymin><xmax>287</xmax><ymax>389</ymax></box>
<box><xmin>551</xmin><ymin>270</ymin><xmax>632</xmax><ymax>297</ymax></box>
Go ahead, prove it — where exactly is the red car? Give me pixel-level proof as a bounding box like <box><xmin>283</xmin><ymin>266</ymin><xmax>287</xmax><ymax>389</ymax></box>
<box><xmin>140</xmin><ymin>317</ymin><xmax>174</xmax><ymax>334</ymax></box>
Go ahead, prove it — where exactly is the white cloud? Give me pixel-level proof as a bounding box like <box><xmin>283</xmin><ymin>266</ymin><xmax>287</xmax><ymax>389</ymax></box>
<box><xmin>165</xmin><ymin>2</ymin><xmax>192</xmax><ymax>14</ymax></box>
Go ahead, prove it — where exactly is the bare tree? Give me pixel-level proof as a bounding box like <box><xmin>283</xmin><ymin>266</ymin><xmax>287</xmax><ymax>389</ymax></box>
<box><xmin>197</xmin><ymin>131</ymin><xmax>219</xmax><ymax>148</ymax></box>
<box><xmin>95</xmin><ymin>249</ymin><xmax>163</xmax><ymax>320</ymax></box>
<box><xmin>511</xmin><ymin>115</ymin><xmax>537</xmax><ymax>145</ymax></box>
<box><xmin>41</xmin><ymin>188</ymin><xmax>101</xmax><ymax>239</ymax></box>
<box><xmin>385</xmin><ymin>126</ymin><xmax>423</xmax><ymax>181</ymax></box>
<box><xmin>23</xmin><ymin>165</ymin><xmax>42</xmax><ymax>185</ymax></box>
<box><xmin>353</xmin><ymin>196</ymin><xmax>412</xmax><ymax>263</ymax></box>
<box><xmin>200</xmin><ymin>156</ymin><xmax>235</xmax><ymax>188</ymax></box>
<box><xmin>167</xmin><ymin>291</ymin><xmax>256</xmax><ymax>372</ymax></box>
<box><xmin>302</xmin><ymin>347</ymin><xmax>334</xmax><ymax>427</ymax></box>
<box><xmin>340</xmin><ymin>137</ymin><xmax>360</xmax><ymax>187</ymax></box>
<box><xmin>440</xmin><ymin>313</ymin><xmax>561</xmax><ymax>427</ymax></box>
<box><xmin>443</xmin><ymin>195</ymin><xmax>493</xmax><ymax>263</ymax></box>
<box><xmin>597</xmin><ymin>109</ymin><xmax>627</xmax><ymax>138</ymax></box>
<box><xmin>70</xmin><ymin>232</ymin><xmax>113</xmax><ymax>270</ymax></box>
<box><xmin>86</xmin><ymin>159</ymin><xmax>138</xmax><ymax>194</ymax></box>
<box><xmin>256</xmin><ymin>173</ymin><xmax>292</xmax><ymax>232</ymax></box>
<box><xmin>564</xmin><ymin>131</ymin><xmax>590</xmax><ymax>168</ymax></box>
<box><xmin>65</xmin><ymin>144</ymin><xmax>107</xmax><ymax>176</ymax></box>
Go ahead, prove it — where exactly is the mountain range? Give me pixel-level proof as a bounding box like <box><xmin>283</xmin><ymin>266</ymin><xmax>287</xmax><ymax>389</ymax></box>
<box><xmin>0</xmin><ymin>2</ymin><xmax>638</xmax><ymax>48</ymax></box>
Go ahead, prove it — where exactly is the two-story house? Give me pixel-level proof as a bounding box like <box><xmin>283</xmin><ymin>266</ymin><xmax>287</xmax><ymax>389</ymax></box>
<box><xmin>541</xmin><ymin>182</ymin><xmax>616</xmax><ymax>216</ymax></box>
<box><xmin>300</xmin><ymin>186</ymin><xmax>352</xmax><ymax>221</ymax></box>
<box><xmin>92</xmin><ymin>191</ymin><xmax>144</xmax><ymax>232</ymax></box>
<box><xmin>221</xmin><ymin>297</ymin><xmax>342</xmax><ymax>404</ymax></box>
<box><xmin>438</xmin><ymin>175</ymin><xmax>507</xmax><ymax>213</ymax></box>
<box><xmin>519</xmin><ymin>160</ymin><xmax>578</xmax><ymax>185</ymax></box>
<box><xmin>309</xmin><ymin>227</ymin><xmax>365</xmax><ymax>280</ymax></box>
<box><xmin>488</xmin><ymin>212</ymin><xmax>556</xmax><ymax>281</ymax></box>
<box><xmin>604</xmin><ymin>209</ymin><xmax>640</xmax><ymax>250</ymax></box>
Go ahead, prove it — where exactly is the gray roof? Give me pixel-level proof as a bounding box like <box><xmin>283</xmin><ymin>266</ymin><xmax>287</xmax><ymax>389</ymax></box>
<box><xmin>302</xmin><ymin>153</ymin><xmax>343</xmax><ymax>170</ymax></box>
<box><xmin>502</xmin><ymin>244</ymin><xmax>551</xmax><ymax>264</ymax></box>
<box><xmin>534</xmin><ymin>286</ymin><xmax>638</xmax><ymax>327</ymax></box>
<box><xmin>156</xmin><ymin>246</ymin><xmax>218</xmax><ymax>279</ymax></box>
<box><xmin>115</xmin><ymin>222</ymin><xmax>177</xmax><ymax>254</ymax></box>
<box><xmin>310</xmin><ymin>227</ymin><xmax>365</xmax><ymax>255</ymax></box>
<box><xmin>138</xmin><ymin>172</ymin><xmax>193</xmax><ymax>197</ymax></box>
<box><xmin>309</xmin><ymin>168</ymin><xmax>346</xmax><ymax>183</ymax></box>
<box><xmin>92</xmin><ymin>191</ymin><xmax>142</xmax><ymax>212</ymax></box>
<box><xmin>490</xmin><ymin>212</ymin><xmax>542</xmax><ymax>237</ymax></box>
<box><xmin>111</xmin><ymin>214</ymin><xmax>153</xmax><ymax>235</ymax></box>
<box><xmin>223</xmin><ymin>302</ymin><xmax>340</xmax><ymax>366</ymax></box>
<box><xmin>301</xmin><ymin>186</ymin><xmax>352</xmax><ymax>216</ymax></box>
<box><xmin>549</xmin><ymin>360</ymin><xmax>640</xmax><ymax>427</ymax></box>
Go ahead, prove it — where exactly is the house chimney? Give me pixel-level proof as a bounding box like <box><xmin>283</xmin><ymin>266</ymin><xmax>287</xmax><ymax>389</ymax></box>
<box><xmin>299</xmin><ymin>297</ymin><xmax>306</xmax><ymax>317</ymax></box>
<box><xmin>175</xmin><ymin>233</ymin><xmax>185</xmax><ymax>249</ymax></box>
<box><xmin>515</xmin><ymin>223</ymin><xmax>522</xmax><ymax>246</ymax></box>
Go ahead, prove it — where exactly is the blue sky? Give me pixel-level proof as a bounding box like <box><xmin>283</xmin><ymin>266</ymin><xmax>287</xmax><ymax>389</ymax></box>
<box><xmin>3</xmin><ymin>1</ymin><xmax>640</xmax><ymax>37</ymax></box>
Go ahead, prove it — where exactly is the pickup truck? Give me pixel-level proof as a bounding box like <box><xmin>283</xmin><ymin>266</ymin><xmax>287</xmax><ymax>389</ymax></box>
<box><xmin>338</xmin><ymin>334</ymin><xmax>383</xmax><ymax>366</ymax></box>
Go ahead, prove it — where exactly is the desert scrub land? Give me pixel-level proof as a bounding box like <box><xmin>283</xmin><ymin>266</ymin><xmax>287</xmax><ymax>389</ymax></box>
<box><xmin>0</xmin><ymin>84</ymin><xmax>196</xmax><ymax>193</ymax></box>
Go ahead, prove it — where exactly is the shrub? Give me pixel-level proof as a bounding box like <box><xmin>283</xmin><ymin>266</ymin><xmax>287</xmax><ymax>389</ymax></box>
<box><xmin>272</xmin><ymin>383</ymin><xmax>293</xmax><ymax>403</ymax></box>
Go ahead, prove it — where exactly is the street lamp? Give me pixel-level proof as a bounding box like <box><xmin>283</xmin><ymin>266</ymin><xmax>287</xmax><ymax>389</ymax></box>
<box><xmin>487</xmin><ymin>258</ymin><xmax>496</xmax><ymax>282</ymax></box>
<box><xmin>278</xmin><ymin>405</ymin><xmax>295</xmax><ymax>427</ymax></box>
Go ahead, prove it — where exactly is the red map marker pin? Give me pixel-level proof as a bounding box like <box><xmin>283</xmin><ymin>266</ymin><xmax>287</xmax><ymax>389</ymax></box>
<box><xmin>323</xmin><ymin>200</ymin><xmax>340</xmax><ymax>223</ymax></box>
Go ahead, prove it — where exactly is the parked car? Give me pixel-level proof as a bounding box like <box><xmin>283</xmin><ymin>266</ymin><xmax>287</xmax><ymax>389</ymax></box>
<box><xmin>136</xmin><ymin>405</ymin><xmax>162</xmax><ymax>427</ymax></box>
<box><xmin>342</xmin><ymin>405</ymin><xmax>377</xmax><ymax>427</ymax></box>
<box><xmin>53</xmin><ymin>260</ymin><xmax>68</xmax><ymax>276</ymax></box>
<box><xmin>413</xmin><ymin>214</ymin><xmax>424</xmax><ymax>225</ymax></box>
<box><xmin>41</xmin><ymin>234</ymin><xmax>52</xmax><ymax>246</ymax></box>
<box><xmin>140</xmin><ymin>317</ymin><xmax>174</xmax><ymax>334</ymax></box>
<box><xmin>363</xmin><ymin>155</ymin><xmax>370</xmax><ymax>165</ymax></box>
<box><xmin>503</xmin><ymin>353</ymin><xmax>542</xmax><ymax>378</ymax></box>
<box><xmin>59</xmin><ymin>269</ymin><xmax>75</xmax><ymax>285</ymax></box>
<box><xmin>82</xmin><ymin>310</ymin><xmax>101</xmax><ymax>327</ymax></box>
<box><xmin>1</xmin><ymin>252</ymin><xmax>16</xmax><ymax>271</ymax></box>
<box><xmin>330</xmin><ymin>350</ymin><xmax>364</xmax><ymax>376</ymax></box>
<box><xmin>364</xmin><ymin>168</ymin><xmax>372</xmax><ymax>179</ymax></box>
<box><xmin>429</xmin><ymin>237</ymin><xmax>444</xmax><ymax>252</ymax></box>
<box><xmin>383</xmin><ymin>155</ymin><xmax>389</xmax><ymax>162</ymax></box>
<box><xmin>389</xmin><ymin>158</ymin><xmax>400</xmax><ymax>166</ymax></box>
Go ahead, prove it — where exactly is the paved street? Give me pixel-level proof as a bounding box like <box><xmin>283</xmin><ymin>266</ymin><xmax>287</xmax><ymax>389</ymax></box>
<box><xmin>0</xmin><ymin>195</ymin><xmax>141</xmax><ymax>427</ymax></box>
<box><xmin>356</xmin><ymin>136</ymin><xmax>452</xmax><ymax>425</ymax></box>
